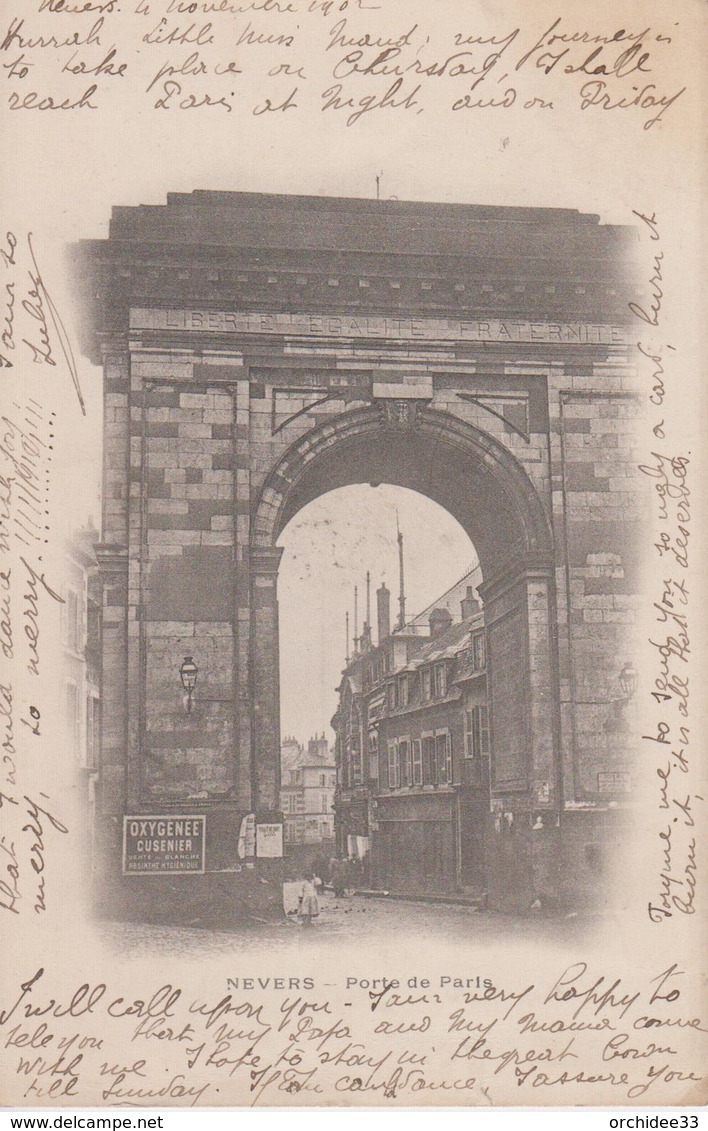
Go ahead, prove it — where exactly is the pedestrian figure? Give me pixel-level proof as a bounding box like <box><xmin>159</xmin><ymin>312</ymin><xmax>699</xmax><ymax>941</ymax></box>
<box><xmin>348</xmin><ymin>855</ymin><xmax>362</xmax><ymax>890</ymax></box>
<box><xmin>298</xmin><ymin>873</ymin><xmax>320</xmax><ymax>927</ymax></box>
<box><xmin>361</xmin><ymin>850</ymin><xmax>370</xmax><ymax>887</ymax></box>
<box><xmin>331</xmin><ymin>858</ymin><xmax>348</xmax><ymax>898</ymax></box>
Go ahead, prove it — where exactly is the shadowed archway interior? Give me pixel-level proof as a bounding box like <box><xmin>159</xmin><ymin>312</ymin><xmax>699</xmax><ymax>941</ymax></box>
<box><xmin>254</xmin><ymin>406</ymin><xmax>554</xmax><ymax>580</ymax></box>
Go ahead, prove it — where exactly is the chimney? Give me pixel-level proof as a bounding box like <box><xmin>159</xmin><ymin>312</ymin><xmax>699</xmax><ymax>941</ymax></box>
<box><xmin>461</xmin><ymin>585</ymin><xmax>481</xmax><ymax>619</ymax></box>
<box><xmin>377</xmin><ymin>583</ymin><xmax>391</xmax><ymax>643</ymax></box>
<box><xmin>429</xmin><ymin>607</ymin><xmax>453</xmax><ymax>638</ymax></box>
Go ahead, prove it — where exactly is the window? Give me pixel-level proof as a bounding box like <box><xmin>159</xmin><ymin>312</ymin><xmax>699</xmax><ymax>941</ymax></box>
<box><xmin>472</xmin><ymin>632</ymin><xmax>486</xmax><ymax>671</ymax></box>
<box><xmin>351</xmin><ymin>740</ymin><xmax>362</xmax><ymax>785</ymax></box>
<box><xmin>466</xmin><ymin>705</ymin><xmax>490</xmax><ymax>757</ymax></box>
<box><xmin>422</xmin><ymin>733</ymin><xmax>436</xmax><ymax>785</ymax></box>
<box><xmin>435</xmin><ymin>731</ymin><xmax>451</xmax><ymax>783</ymax></box>
<box><xmin>320</xmin><ymin>773</ymin><xmax>326</xmax><ymax>786</ymax></box>
<box><xmin>65</xmin><ymin>682</ymin><xmax>80</xmax><ymax>756</ymax></box>
<box><xmin>65</xmin><ymin>590</ymin><xmax>82</xmax><ymax>653</ymax></box>
<box><xmin>86</xmin><ymin>696</ymin><xmax>100</xmax><ymax>771</ymax></box>
<box><xmin>464</xmin><ymin>710</ymin><xmax>474</xmax><ymax>759</ymax></box>
<box><xmin>421</xmin><ymin>668</ymin><xmax>432</xmax><ymax>700</ymax></box>
<box><xmin>368</xmin><ymin>732</ymin><xmax>379</xmax><ymax>782</ymax></box>
<box><xmin>321</xmin><ymin>794</ymin><xmax>329</xmax><ymax>813</ymax></box>
<box><xmin>412</xmin><ymin>739</ymin><xmax>423</xmax><ymax>785</ymax></box>
<box><xmin>398</xmin><ymin>674</ymin><xmax>409</xmax><ymax>708</ymax></box>
<box><xmin>399</xmin><ymin>738</ymin><xmax>411</xmax><ymax>786</ymax></box>
<box><xmin>386</xmin><ymin>682</ymin><xmax>397</xmax><ymax>711</ymax></box>
<box><xmin>434</xmin><ymin>662</ymin><xmax>447</xmax><ymax>698</ymax></box>
<box><xmin>387</xmin><ymin>740</ymin><xmax>400</xmax><ymax>788</ymax></box>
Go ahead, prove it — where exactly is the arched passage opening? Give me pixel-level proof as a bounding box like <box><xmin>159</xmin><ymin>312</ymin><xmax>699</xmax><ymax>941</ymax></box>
<box><xmin>277</xmin><ymin>482</ymin><xmax>479</xmax><ymax>877</ymax></box>
<box><xmin>254</xmin><ymin>406</ymin><xmax>552</xmax><ymax>571</ymax></box>
<box><xmin>251</xmin><ymin>404</ymin><xmax>559</xmax><ymax>903</ymax></box>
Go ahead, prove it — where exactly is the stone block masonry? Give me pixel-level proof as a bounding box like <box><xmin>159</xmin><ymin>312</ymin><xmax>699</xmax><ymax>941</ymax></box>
<box><xmin>140</xmin><ymin>383</ymin><xmax>237</xmax><ymax>802</ymax></box>
<box><xmin>76</xmin><ymin>191</ymin><xmax>643</xmax><ymax>917</ymax></box>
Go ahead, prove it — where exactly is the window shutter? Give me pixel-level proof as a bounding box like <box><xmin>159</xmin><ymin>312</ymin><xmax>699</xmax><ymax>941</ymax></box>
<box><xmin>480</xmin><ymin>706</ymin><xmax>490</xmax><ymax>755</ymax></box>
<box><xmin>412</xmin><ymin>739</ymin><xmax>422</xmax><ymax>785</ymax></box>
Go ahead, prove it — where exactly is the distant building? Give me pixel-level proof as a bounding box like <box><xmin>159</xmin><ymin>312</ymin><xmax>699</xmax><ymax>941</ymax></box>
<box><xmin>333</xmin><ymin>569</ymin><xmax>490</xmax><ymax>895</ymax></box>
<box><xmin>280</xmin><ymin>734</ymin><xmax>336</xmax><ymax>846</ymax></box>
<box><xmin>280</xmin><ymin>735</ymin><xmax>303</xmax><ymax>784</ymax></box>
<box><xmin>63</xmin><ymin>521</ymin><xmax>101</xmax><ymax>850</ymax></box>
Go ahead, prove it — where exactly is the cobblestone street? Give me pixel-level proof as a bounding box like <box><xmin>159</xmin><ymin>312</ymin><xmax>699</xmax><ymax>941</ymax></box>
<box><xmin>96</xmin><ymin>888</ymin><xmax>602</xmax><ymax>958</ymax></box>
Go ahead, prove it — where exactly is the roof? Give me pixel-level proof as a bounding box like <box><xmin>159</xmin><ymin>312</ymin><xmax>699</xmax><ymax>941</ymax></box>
<box><xmin>408</xmin><ymin>563</ymin><xmax>483</xmax><ymax>628</ymax></box>
<box><xmin>107</xmin><ymin>191</ymin><xmax>622</xmax><ymax>257</ymax></box>
<box><xmin>72</xmin><ymin>190</ymin><xmax>638</xmax><ymax>364</ymax></box>
<box><xmin>401</xmin><ymin>611</ymin><xmax>484</xmax><ymax>673</ymax></box>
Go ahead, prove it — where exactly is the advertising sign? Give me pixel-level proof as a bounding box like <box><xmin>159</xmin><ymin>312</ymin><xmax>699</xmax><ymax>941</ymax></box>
<box><xmin>256</xmin><ymin>823</ymin><xmax>283</xmax><ymax>859</ymax></box>
<box><xmin>597</xmin><ymin>772</ymin><xmax>632</xmax><ymax>796</ymax></box>
<box><xmin>123</xmin><ymin>815</ymin><xmax>206</xmax><ymax>875</ymax></box>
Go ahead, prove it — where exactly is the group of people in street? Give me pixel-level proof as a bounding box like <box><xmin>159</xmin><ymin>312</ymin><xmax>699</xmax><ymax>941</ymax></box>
<box><xmin>294</xmin><ymin>855</ymin><xmax>368</xmax><ymax>926</ymax></box>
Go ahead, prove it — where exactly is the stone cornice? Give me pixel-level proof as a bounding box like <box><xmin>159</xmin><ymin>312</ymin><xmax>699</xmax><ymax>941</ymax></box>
<box><xmin>95</xmin><ymin>543</ymin><xmax>128</xmax><ymax>573</ymax></box>
<box><xmin>71</xmin><ymin>192</ymin><xmax>639</xmax><ymax>365</ymax></box>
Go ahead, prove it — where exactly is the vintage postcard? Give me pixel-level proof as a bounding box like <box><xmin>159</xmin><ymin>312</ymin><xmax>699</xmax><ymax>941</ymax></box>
<box><xmin>0</xmin><ymin>0</ymin><xmax>705</xmax><ymax>1110</ymax></box>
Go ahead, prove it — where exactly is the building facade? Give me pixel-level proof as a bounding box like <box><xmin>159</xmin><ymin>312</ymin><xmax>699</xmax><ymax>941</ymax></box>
<box><xmin>74</xmin><ymin>191</ymin><xmax>643</xmax><ymax>918</ymax></box>
<box><xmin>280</xmin><ymin>735</ymin><xmax>336</xmax><ymax>846</ymax></box>
<box><xmin>62</xmin><ymin>522</ymin><xmax>102</xmax><ymax>855</ymax></box>
<box><xmin>334</xmin><ymin>576</ymin><xmax>490</xmax><ymax>896</ymax></box>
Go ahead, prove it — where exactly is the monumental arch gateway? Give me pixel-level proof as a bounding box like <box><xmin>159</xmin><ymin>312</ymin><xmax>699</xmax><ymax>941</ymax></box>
<box><xmin>75</xmin><ymin>191</ymin><xmax>642</xmax><ymax>919</ymax></box>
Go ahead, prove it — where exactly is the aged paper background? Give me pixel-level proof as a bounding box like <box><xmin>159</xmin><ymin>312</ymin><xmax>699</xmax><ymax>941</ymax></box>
<box><xmin>1</xmin><ymin>0</ymin><xmax>706</xmax><ymax>1108</ymax></box>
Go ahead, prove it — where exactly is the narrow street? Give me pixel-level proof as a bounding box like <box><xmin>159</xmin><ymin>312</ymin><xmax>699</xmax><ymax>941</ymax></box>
<box><xmin>96</xmin><ymin>888</ymin><xmax>600</xmax><ymax>957</ymax></box>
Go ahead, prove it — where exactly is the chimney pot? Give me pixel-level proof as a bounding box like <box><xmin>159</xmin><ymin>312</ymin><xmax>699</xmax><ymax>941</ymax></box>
<box><xmin>461</xmin><ymin>585</ymin><xmax>481</xmax><ymax>619</ymax></box>
<box><xmin>377</xmin><ymin>583</ymin><xmax>391</xmax><ymax>643</ymax></box>
<box><xmin>429</xmin><ymin>607</ymin><xmax>453</xmax><ymax>638</ymax></box>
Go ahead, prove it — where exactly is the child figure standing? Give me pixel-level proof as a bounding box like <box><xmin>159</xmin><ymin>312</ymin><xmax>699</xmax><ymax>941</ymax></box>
<box><xmin>298</xmin><ymin>873</ymin><xmax>320</xmax><ymax>927</ymax></box>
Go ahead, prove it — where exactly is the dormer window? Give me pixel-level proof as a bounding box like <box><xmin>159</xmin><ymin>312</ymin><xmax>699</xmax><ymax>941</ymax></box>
<box><xmin>471</xmin><ymin>631</ymin><xmax>486</xmax><ymax>672</ymax></box>
<box><xmin>422</xmin><ymin>668</ymin><xmax>432</xmax><ymax>700</ymax></box>
<box><xmin>434</xmin><ymin>662</ymin><xmax>447</xmax><ymax>698</ymax></box>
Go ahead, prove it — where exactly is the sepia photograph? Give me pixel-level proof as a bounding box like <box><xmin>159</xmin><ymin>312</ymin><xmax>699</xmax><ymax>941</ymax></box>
<box><xmin>1</xmin><ymin>0</ymin><xmax>705</xmax><ymax>1113</ymax></box>
<box><xmin>69</xmin><ymin>189</ymin><xmax>645</xmax><ymax>942</ymax></box>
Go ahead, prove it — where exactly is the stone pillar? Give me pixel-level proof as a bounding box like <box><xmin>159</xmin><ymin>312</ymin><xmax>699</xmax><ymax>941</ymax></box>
<box><xmin>95</xmin><ymin>546</ymin><xmax>128</xmax><ymax>819</ymax></box>
<box><xmin>479</xmin><ymin>556</ymin><xmax>562</xmax><ymax>909</ymax></box>
<box><xmin>249</xmin><ymin>546</ymin><xmax>284</xmax><ymax>812</ymax></box>
<box><xmin>481</xmin><ymin>558</ymin><xmax>558</xmax><ymax>801</ymax></box>
<box><xmin>95</xmin><ymin>341</ymin><xmax>131</xmax><ymax>867</ymax></box>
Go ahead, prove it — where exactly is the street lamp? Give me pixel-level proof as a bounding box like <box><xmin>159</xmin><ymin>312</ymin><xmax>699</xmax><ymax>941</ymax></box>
<box><xmin>618</xmin><ymin>661</ymin><xmax>638</xmax><ymax>699</ymax></box>
<box><xmin>179</xmin><ymin>655</ymin><xmax>198</xmax><ymax>713</ymax></box>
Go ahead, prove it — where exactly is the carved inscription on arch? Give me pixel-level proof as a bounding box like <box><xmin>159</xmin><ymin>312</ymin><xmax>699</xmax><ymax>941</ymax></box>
<box><xmin>131</xmin><ymin>307</ymin><xmax>630</xmax><ymax>345</ymax></box>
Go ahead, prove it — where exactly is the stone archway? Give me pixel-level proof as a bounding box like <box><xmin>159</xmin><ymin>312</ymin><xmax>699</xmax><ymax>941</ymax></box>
<box><xmin>76</xmin><ymin>189</ymin><xmax>642</xmax><ymax>916</ymax></box>
<box><xmin>250</xmin><ymin>402</ymin><xmax>558</xmax><ymax>846</ymax></box>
